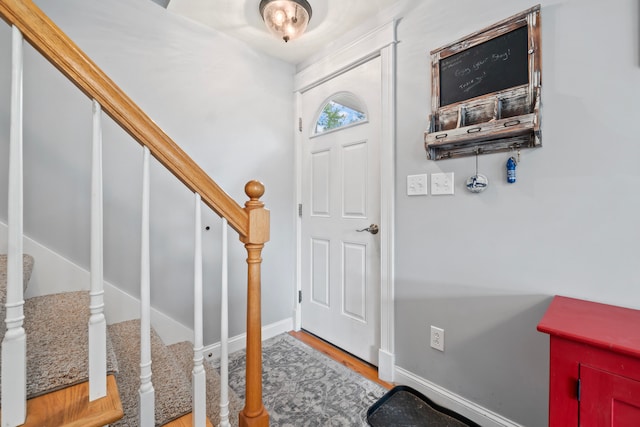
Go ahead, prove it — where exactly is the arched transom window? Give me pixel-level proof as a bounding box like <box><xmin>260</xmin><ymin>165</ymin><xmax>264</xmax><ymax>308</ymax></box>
<box><xmin>313</xmin><ymin>92</ymin><xmax>368</xmax><ymax>135</ymax></box>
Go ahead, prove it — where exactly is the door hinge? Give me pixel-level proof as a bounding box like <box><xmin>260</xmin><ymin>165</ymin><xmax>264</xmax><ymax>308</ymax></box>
<box><xmin>298</xmin><ymin>203</ymin><xmax>302</xmax><ymax>217</ymax></box>
<box><xmin>298</xmin><ymin>117</ymin><xmax>302</xmax><ymax>132</ymax></box>
<box><xmin>298</xmin><ymin>290</ymin><xmax>302</xmax><ymax>304</ymax></box>
<box><xmin>576</xmin><ymin>378</ymin><xmax>581</xmax><ymax>401</ymax></box>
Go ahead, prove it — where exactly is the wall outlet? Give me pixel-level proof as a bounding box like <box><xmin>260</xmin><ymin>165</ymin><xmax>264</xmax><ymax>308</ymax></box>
<box><xmin>431</xmin><ymin>172</ymin><xmax>454</xmax><ymax>195</ymax></box>
<box><xmin>407</xmin><ymin>174</ymin><xmax>428</xmax><ymax>196</ymax></box>
<box><xmin>430</xmin><ymin>325</ymin><xmax>445</xmax><ymax>351</ymax></box>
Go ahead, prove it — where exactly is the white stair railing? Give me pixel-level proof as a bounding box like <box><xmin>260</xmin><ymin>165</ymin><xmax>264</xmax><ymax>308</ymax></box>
<box><xmin>192</xmin><ymin>194</ymin><xmax>207</xmax><ymax>426</ymax></box>
<box><xmin>220</xmin><ymin>218</ymin><xmax>230</xmax><ymax>427</ymax></box>
<box><xmin>88</xmin><ymin>99</ymin><xmax>107</xmax><ymax>401</ymax></box>
<box><xmin>139</xmin><ymin>146</ymin><xmax>155</xmax><ymax>426</ymax></box>
<box><xmin>1</xmin><ymin>3</ymin><xmax>268</xmax><ymax>425</ymax></box>
<box><xmin>1</xmin><ymin>24</ymin><xmax>27</xmax><ymax>427</ymax></box>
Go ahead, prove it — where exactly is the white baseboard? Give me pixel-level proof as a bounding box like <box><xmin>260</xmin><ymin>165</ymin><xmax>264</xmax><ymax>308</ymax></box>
<box><xmin>203</xmin><ymin>317</ymin><xmax>294</xmax><ymax>360</ymax></box>
<box><xmin>394</xmin><ymin>366</ymin><xmax>524</xmax><ymax>427</ymax></box>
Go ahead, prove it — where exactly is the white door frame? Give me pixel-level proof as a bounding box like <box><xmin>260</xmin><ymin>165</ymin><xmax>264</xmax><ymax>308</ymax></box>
<box><xmin>293</xmin><ymin>20</ymin><xmax>397</xmax><ymax>381</ymax></box>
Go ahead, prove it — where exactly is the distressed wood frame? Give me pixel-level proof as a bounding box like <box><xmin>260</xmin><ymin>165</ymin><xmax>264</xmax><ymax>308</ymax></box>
<box><xmin>425</xmin><ymin>5</ymin><xmax>542</xmax><ymax>160</ymax></box>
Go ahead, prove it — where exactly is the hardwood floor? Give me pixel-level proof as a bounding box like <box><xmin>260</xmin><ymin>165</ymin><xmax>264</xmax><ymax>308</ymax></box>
<box><xmin>288</xmin><ymin>330</ymin><xmax>394</xmax><ymax>390</ymax></box>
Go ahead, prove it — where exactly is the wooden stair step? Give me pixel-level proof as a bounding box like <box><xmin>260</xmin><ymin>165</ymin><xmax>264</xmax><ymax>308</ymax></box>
<box><xmin>165</xmin><ymin>413</ymin><xmax>214</xmax><ymax>427</ymax></box>
<box><xmin>0</xmin><ymin>375</ymin><xmax>123</xmax><ymax>427</ymax></box>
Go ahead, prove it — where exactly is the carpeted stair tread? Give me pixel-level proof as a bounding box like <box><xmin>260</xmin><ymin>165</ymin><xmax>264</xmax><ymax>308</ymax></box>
<box><xmin>168</xmin><ymin>341</ymin><xmax>243</xmax><ymax>427</ymax></box>
<box><xmin>0</xmin><ymin>254</ymin><xmax>35</xmax><ymax>364</ymax></box>
<box><xmin>108</xmin><ymin>320</ymin><xmax>193</xmax><ymax>426</ymax></box>
<box><xmin>0</xmin><ymin>290</ymin><xmax>119</xmax><ymax>400</ymax></box>
<box><xmin>0</xmin><ymin>254</ymin><xmax>35</xmax><ymax>314</ymax></box>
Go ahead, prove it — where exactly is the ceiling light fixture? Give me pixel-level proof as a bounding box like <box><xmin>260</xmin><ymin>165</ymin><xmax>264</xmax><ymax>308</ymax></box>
<box><xmin>259</xmin><ymin>0</ymin><xmax>312</xmax><ymax>43</ymax></box>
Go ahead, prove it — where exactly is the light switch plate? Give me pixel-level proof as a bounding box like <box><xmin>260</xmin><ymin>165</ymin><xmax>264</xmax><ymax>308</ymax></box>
<box><xmin>407</xmin><ymin>174</ymin><xmax>428</xmax><ymax>196</ymax></box>
<box><xmin>431</xmin><ymin>172</ymin><xmax>454</xmax><ymax>195</ymax></box>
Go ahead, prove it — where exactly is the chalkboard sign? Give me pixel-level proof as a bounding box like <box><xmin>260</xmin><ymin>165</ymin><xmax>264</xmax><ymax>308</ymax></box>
<box><xmin>439</xmin><ymin>25</ymin><xmax>529</xmax><ymax>107</ymax></box>
<box><xmin>425</xmin><ymin>5</ymin><xmax>542</xmax><ymax>161</ymax></box>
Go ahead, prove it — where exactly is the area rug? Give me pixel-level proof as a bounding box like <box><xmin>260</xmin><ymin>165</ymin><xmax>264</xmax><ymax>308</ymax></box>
<box><xmin>215</xmin><ymin>333</ymin><xmax>387</xmax><ymax>426</ymax></box>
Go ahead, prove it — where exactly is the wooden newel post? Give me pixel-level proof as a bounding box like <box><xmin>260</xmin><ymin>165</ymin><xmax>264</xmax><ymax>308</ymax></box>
<box><xmin>239</xmin><ymin>180</ymin><xmax>270</xmax><ymax>427</ymax></box>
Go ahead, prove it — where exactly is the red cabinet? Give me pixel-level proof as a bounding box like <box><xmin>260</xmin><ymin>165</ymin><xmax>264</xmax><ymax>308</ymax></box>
<box><xmin>538</xmin><ymin>296</ymin><xmax>640</xmax><ymax>426</ymax></box>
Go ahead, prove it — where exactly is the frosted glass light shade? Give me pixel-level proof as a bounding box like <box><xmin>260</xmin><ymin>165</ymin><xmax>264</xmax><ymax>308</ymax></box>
<box><xmin>259</xmin><ymin>0</ymin><xmax>312</xmax><ymax>43</ymax></box>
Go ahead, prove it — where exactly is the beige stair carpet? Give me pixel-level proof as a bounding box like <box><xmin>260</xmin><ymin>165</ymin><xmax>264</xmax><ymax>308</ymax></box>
<box><xmin>0</xmin><ymin>253</ymin><xmax>35</xmax><ymax>320</ymax></box>
<box><xmin>108</xmin><ymin>319</ymin><xmax>193</xmax><ymax>426</ymax></box>
<box><xmin>0</xmin><ymin>253</ymin><xmax>34</xmax><ymax>286</ymax></box>
<box><xmin>0</xmin><ymin>283</ymin><xmax>119</xmax><ymax>399</ymax></box>
<box><xmin>169</xmin><ymin>341</ymin><xmax>243</xmax><ymax>427</ymax></box>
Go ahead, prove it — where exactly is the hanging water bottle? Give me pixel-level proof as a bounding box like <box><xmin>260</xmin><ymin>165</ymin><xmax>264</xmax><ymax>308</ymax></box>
<box><xmin>506</xmin><ymin>156</ymin><xmax>517</xmax><ymax>183</ymax></box>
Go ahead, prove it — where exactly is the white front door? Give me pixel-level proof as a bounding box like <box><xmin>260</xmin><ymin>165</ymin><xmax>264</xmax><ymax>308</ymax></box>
<box><xmin>300</xmin><ymin>57</ymin><xmax>381</xmax><ymax>365</ymax></box>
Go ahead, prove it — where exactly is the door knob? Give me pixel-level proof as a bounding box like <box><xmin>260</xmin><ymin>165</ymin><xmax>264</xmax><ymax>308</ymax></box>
<box><xmin>356</xmin><ymin>224</ymin><xmax>379</xmax><ymax>235</ymax></box>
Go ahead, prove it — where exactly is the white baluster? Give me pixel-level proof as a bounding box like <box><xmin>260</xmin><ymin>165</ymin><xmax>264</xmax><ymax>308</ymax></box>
<box><xmin>192</xmin><ymin>194</ymin><xmax>206</xmax><ymax>426</ymax></box>
<box><xmin>139</xmin><ymin>147</ymin><xmax>154</xmax><ymax>427</ymax></box>
<box><xmin>89</xmin><ymin>100</ymin><xmax>107</xmax><ymax>401</ymax></box>
<box><xmin>2</xmin><ymin>25</ymin><xmax>26</xmax><ymax>427</ymax></box>
<box><xmin>219</xmin><ymin>218</ymin><xmax>230</xmax><ymax>427</ymax></box>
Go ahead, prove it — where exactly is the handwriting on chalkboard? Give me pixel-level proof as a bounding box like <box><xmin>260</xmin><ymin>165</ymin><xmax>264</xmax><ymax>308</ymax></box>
<box><xmin>454</xmin><ymin>49</ymin><xmax>513</xmax><ymax>93</ymax></box>
<box><xmin>459</xmin><ymin>72</ymin><xmax>486</xmax><ymax>93</ymax></box>
<box><xmin>439</xmin><ymin>26</ymin><xmax>528</xmax><ymax>106</ymax></box>
<box><xmin>446</xmin><ymin>49</ymin><xmax>511</xmax><ymax>78</ymax></box>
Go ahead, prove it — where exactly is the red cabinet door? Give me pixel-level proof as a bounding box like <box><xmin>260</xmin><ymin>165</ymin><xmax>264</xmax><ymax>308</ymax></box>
<box><xmin>580</xmin><ymin>365</ymin><xmax>640</xmax><ymax>426</ymax></box>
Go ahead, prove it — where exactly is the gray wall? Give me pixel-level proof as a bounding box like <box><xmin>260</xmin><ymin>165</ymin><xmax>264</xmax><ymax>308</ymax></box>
<box><xmin>0</xmin><ymin>0</ymin><xmax>296</xmax><ymax>343</ymax></box>
<box><xmin>394</xmin><ymin>0</ymin><xmax>640</xmax><ymax>425</ymax></box>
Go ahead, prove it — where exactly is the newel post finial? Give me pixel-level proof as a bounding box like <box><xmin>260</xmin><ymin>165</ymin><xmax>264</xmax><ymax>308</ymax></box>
<box><xmin>244</xmin><ymin>180</ymin><xmax>265</xmax><ymax>207</ymax></box>
<box><xmin>239</xmin><ymin>180</ymin><xmax>270</xmax><ymax>427</ymax></box>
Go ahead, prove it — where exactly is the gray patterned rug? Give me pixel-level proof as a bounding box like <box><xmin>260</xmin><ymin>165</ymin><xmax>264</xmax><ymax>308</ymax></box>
<box><xmin>216</xmin><ymin>333</ymin><xmax>387</xmax><ymax>426</ymax></box>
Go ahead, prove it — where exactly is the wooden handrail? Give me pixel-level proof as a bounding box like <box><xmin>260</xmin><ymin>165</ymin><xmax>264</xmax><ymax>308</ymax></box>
<box><xmin>0</xmin><ymin>1</ymin><xmax>271</xmax><ymax>426</ymax></box>
<box><xmin>0</xmin><ymin>0</ymin><xmax>249</xmax><ymax>236</ymax></box>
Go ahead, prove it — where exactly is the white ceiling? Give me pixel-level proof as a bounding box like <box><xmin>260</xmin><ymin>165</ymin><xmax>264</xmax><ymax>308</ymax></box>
<box><xmin>165</xmin><ymin>0</ymin><xmax>414</xmax><ymax>66</ymax></box>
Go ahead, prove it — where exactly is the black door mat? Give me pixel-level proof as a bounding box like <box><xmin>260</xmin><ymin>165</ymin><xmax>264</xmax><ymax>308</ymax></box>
<box><xmin>367</xmin><ymin>385</ymin><xmax>482</xmax><ymax>426</ymax></box>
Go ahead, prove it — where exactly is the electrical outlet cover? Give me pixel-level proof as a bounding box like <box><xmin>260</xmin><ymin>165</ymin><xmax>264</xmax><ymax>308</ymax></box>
<box><xmin>430</xmin><ymin>326</ymin><xmax>445</xmax><ymax>351</ymax></box>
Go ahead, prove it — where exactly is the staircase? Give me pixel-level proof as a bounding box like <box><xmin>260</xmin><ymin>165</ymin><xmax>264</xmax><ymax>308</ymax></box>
<box><xmin>1</xmin><ymin>0</ymin><xmax>271</xmax><ymax>426</ymax></box>
<box><xmin>0</xmin><ymin>254</ymin><xmax>244</xmax><ymax>426</ymax></box>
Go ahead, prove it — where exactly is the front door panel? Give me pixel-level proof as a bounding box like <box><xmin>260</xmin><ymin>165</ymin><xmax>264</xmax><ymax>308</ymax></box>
<box><xmin>301</xmin><ymin>57</ymin><xmax>381</xmax><ymax>364</ymax></box>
